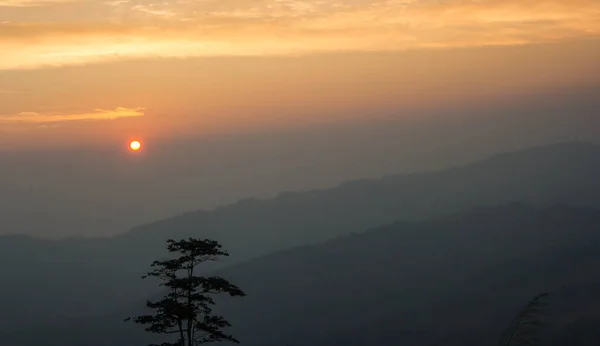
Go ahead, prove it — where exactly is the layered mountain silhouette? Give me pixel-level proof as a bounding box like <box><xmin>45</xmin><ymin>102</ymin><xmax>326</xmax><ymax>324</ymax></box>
<box><xmin>1</xmin><ymin>142</ymin><xmax>600</xmax><ymax>337</ymax></box>
<box><xmin>8</xmin><ymin>203</ymin><xmax>600</xmax><ymax>346</ymax></box>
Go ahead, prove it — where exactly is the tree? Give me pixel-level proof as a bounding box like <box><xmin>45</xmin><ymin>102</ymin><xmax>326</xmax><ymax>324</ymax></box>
<box><xmin>126</xmin><ymin>238</ymin><xmax>246</xmax><ymax>346</ymax></box>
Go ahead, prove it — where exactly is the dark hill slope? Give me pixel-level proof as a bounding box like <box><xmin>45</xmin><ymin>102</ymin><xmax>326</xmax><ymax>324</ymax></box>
<box><xmin>9</xmin><ymin>204</ymin><xmax>600</xmax><ymax>346</ymax></box>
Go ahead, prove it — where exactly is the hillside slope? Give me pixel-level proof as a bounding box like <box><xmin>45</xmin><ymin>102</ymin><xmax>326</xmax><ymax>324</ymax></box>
<box><xmin>9</xmin><ymin>204</ymin><xmax>600</xmax><ymax>346</ymax></box>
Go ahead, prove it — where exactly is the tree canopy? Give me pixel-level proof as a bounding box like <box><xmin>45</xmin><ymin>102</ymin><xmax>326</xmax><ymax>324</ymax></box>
<box><xmin>127</xmin><ymin>238</ymin><xmax>246</xmax><ymax>346</ymax></box>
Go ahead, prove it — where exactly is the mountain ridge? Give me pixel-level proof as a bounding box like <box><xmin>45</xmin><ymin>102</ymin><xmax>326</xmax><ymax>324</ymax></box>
<box><xmin>1</xmin><ymin>141</ymin><xmax>600</xmax><ymax>333</ymax></box>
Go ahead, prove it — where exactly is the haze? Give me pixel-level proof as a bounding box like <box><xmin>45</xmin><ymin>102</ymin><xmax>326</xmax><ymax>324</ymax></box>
<box><xmin>1</xmin><ymin>0</ymin><xmax>600</xmax><ymax>238</ymax></box>
<box><xmin>4</xmin><ymin>1</ymin><xmax>600</xmax><ymax>345</ymax></box>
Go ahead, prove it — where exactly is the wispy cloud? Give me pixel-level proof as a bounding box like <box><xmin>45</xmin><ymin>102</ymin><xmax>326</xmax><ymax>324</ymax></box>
<box><xmin>131</xmin><ymin>4</ymin><xmax>176</xmax><ymax>17</ymax></box>
<box><xmin>0</xmin><ymin>0</ymin><xmax>599</xmax><ymax>69</ymax></box>
<box><xmin>0</xmin><ymin>107</ymin><xmax>145</xmax><ymax>123</ymax></box>
<box><xmin>0</xmin><ymin>0</ymin><xmax>81</xmax><ymax>7</ymax></box>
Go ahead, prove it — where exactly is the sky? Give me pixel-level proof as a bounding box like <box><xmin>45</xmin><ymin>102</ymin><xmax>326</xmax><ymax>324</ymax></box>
<box><xmin>1</xmin><ymin>0</ymin><xmax>600</xmax><ymax>150</ymax></box>
<box><xmin>1</xmin><ymin>0</ymin><xmax>600</xmax><ymax>237</ymax></box>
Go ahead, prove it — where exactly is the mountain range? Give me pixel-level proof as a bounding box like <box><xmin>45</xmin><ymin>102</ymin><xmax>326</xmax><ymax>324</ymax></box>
<box><xmin>7</xmin><ymin>203</ymin><xmax>600</xmax><ymax>346</ymax></box>
<box><xmin>2</xmin><ymin>142</ymin><xmax>600</xmax><ymax>344</ymax></box>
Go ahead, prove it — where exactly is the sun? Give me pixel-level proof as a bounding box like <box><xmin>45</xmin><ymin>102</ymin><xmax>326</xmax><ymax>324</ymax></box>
<box><xmin>129</xmin><ymin>140</ymin><xmax>142</xmax><ymax>151</ymax></box>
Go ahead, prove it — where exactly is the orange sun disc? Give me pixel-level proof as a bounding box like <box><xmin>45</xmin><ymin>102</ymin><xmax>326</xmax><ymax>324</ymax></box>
<box><xmin>129</xmin><ymin>140</ymin><xmax>142</xmax><ymax>151</ymax></box>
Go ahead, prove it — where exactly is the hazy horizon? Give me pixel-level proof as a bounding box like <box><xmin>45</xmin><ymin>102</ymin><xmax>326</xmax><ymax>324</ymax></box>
<box><xmin>1</xmin><ymin>0</ymin><xmax>600</xmax><ymax>239</ymax></box>
<box><xmin>2</xmin><ymin>101</ymin><xmax>600</xmax><ymax>238</ymax></box>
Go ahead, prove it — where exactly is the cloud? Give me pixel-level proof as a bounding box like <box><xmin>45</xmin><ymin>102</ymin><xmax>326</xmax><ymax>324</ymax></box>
<box><xmin>131</xmin><ymin>4</ymin><xmax>176</xmax><ymax>17</ymax></box>
<box><xmin>0</xmin><ymin>107</ymin><xmax>145</xmax><ymax>123</ymax></box>
<box><xmin>0</xmin><ymin>0</ymin><xmax>599</xmax><ymax>69</ymax></box>
<box><xmin>0</xmin><ymin>0</ymin><xmax>80</xmax><ymax>7</ymax></box>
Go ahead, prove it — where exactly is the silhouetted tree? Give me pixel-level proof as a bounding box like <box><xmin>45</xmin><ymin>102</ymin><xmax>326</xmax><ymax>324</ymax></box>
<box><xmin>126</xmin><ymin>238</ymin><xmax>246</xmax><ymax>346</ymax></box>
<box><xmin>498</xmin><ymin>292</ymin><xmax>549</xmax><ymax>346</ymax></box>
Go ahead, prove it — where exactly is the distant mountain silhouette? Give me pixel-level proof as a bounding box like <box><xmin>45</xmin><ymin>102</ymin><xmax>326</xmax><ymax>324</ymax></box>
<box><xmin>1</xmin><ymin>142</ymin><xmax>600</xmax><ymax>333</ymax></box>
<box><xmin>8</xmin><ymin>204</ymin><xmax>600</xmax><ymax>346</ymax></box>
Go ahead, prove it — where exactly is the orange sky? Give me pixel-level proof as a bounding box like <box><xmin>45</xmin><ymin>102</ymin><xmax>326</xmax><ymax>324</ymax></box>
<box><xmin>1</xmin><ymin>0</ymin><xmax>600</xmax><ymax>150</ymax></box>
